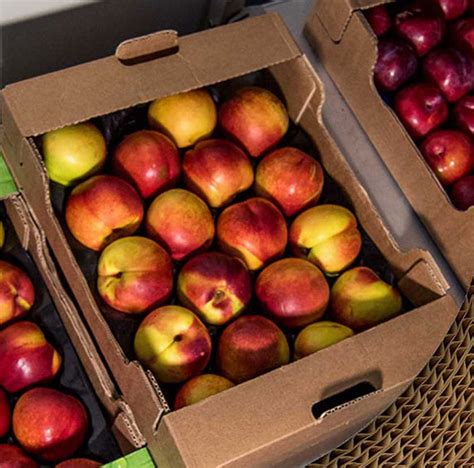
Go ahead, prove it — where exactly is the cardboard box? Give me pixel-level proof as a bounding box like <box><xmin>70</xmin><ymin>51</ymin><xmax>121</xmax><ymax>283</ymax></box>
<box><xmin>305</xmin><ymin>0</ymin><xmax>474</xmax><ymax>290</ymax></box>
<box><xmin>1</xmin><ymin>13</ymin><xmax>459</xmax><ymax>466</ymax></box>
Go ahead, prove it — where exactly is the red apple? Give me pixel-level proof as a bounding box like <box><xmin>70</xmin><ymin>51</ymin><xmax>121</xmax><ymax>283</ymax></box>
<box><xmin>364</xmin><ymin>5</ymin><xmax>391</xmax><ymax>37</ymax></box>
<box><xmin>394</xmin><ymin>6</ymin><xmax>445</xmax><ymax>57</ymax></box>
<box><xmin>255</xmin><ymin>147</ymin><xmax>324</xmax><ymax>217</ymax></box>
<box><xmin>146</xmin><ymin>189</ymin><xmax>214</xmax><ymax>261</ymax></box>
<box><xmin>0</xmin><ymin>445</ymin><xmax>38</xmax><ymax>468</ymax></box>
<box><xmin>423</xmin><ymin>49</ymin><xmax>474</xmax><ymax>103</ymax></box>
<box><xmin>217</xmin><ymin>315</ymin><xmax>290</xmax><ymax>383</ymax></box>
<box><xmin>56</xmin><ymin>459</ymin><xmax>100</xmax><ymax>468</ymax></box>
<box><xmin>454</xmin><ymin>94</ymin><xmax>474</xmax><ymax>136</ymax></box>
<box><xmin>394</xmin><ymin>83</ymin><xmax>448</xmax><ymax>138</ymax></box>
<box><xmin>13</xmin><ymin>388</ymin><xmax>88</xmax><ymax>462</ymax></box>
<box><xmin>65</xmin><ymin>175</ymin><xmax>143</xmax><ymax>251</ymax></box>
<box><xmin>0</xmin><ymin>321</ymin><xmax>62</xmax><ymax>393</ymax></box>
<box><xmin>374</xmin><ymin>38</ymin><xmax>418</xmax><ymax>92</ymax></box>
<box><xmin>217</xmin><ymin>197</ymin><xmax>288</xmax><ymax>270</ymax></box>
<box><xmin>0</xmin><ymin>389</ymin><xmax>10</xmax><ymax>437</ymax></box>
<box><xmin>97</xmin><ymin>236</ymin><xmax>173</xmax><ymax>314</ymax></box>
<box><xmin>451</xmin><ymin>175</ymin><xmax>474</xmax><ymax>210</ymax></box>
<box><xmin>420</xmin><ymin>130</ymin><xmax>473</xmax><ymax>185</ymax></box>
<box><xmin>256</xmin><ymin>258</ymin><xmax>329</xmax><ymax>329</ymax></box>
<box><xmin>112</xmin><ymin>130</ymin><xmax>180</xmax><ymax>199</ymax></box>
<box><xmin>219</xmin><ymin>87</ymin><xmax>289</xmax><ymax>157</ymax></box>
<box><xmin>183</xmin><ymin>139</ymin><xmax>254</xmax><ymax>208</ymax></box>
<box><xmin>449</xmin><ymin>17</ymin><xmax>474</xmax><ymax>56</ymax></box>
<box><xmin>177</xmin><ymin>252</ymin><xmax>252</xmax><ymax>326</ymax></box>
<box><xmin>434</xmin><ymin>0</ymin><xmax>469</xmax><ymax>19</ymax></box>
<box><xmin>0</xmin><ymin>260</ymin><xmax>35</xmax><ymax>327</ymax></box>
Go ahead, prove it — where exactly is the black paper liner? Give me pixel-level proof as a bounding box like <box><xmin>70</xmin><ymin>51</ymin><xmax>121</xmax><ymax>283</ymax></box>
<box><xmin>0</xmin><ymin>203</ymin><xmax>121</xmax><ymax>466</ymax></box>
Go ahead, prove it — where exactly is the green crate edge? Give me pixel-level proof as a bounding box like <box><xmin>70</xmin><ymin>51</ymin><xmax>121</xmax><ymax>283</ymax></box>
<box><xmin>102</xmin><ymin>448</ymin><xmax>155</xmax><ymax>467</ymax></box>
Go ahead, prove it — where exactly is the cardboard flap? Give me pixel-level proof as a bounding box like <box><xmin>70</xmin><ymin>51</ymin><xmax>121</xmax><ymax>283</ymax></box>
<box><xmin>1</xmin><ymin>13</ymin><xmax>300</xmax><ymax>138</ymax></box>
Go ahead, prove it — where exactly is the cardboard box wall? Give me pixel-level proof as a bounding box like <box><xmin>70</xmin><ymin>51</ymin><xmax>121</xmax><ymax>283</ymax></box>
<box><xmin>305</xmin><ymin>0</ymin><xmax>474</xmax><ymax>290</ymax></box>
<box><xmin>1</xmin><ymin>13</ymin><xmax>459</xmax><ymax>466</ymax></box>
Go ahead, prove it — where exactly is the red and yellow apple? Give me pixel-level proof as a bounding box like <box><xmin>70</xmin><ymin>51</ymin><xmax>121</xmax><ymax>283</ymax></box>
<box><xmin>217</xmin><ymin>197</ymin><xmax>287</xmax><ymax>270</ymax></box>
<box><xmin>112</xmin><ymin>130</ymin><xmax>180</xmax><ymax>199</ymax></box>
<box><xmin>217</xmin><ymin>315</ymin><xmax>289</xmax><ymax>383</ymax></box>
<box><xmin>0</xmin><ymin>321</ymin><xmax>62</xmax><ymax>393</ymax></box>
<box><xmin>331</xmin><ymin>267</ymin><xmax>402</xmax><ymax>331</ymax></box>
<box><xmin>13</xmin><ymin>387</ymin><xmax>88</xmax><ymax>462</ymax></box>
<box><xmin>183</xmin><ymin>139</ymin><xmax>254</xmax><ymax>208</ymax></box>
<box><xmin>97</xmin><ymin>236</ymin><xmax>173</xmax><ymax>314</ymax></box>
<box><xmin>256</xmin><ymin>258</ymin><xmax>329</xmax><ymax>329</ymax></box>
<box><xmin>146</xmin><ymin>189</ymin><xmax>214</xmax><ymax>261</ymax></box>
<box><xmin>177</xmin><ymin>252</ymin><xmax>252</xmax><ymax>326</ymax></box>
<box><xmin>65</xmin><ymin>175</ymin><xmax>143</xmax><ymax>251</ymax></box>
<box><xmin>294</xmin><ymin>321</ymin><xmax>354</xmax><ymax>360</ymax></box>
<box><xmin>42</xmin><ymin>122</ymin><xmax>106</xmax><ymax>187</ymax></box>
<box><xmin>0</xmin><ymin>260</ymin><xmax>35</xmax><ymax>326</ymax></box>
<box><xmin>255</xmin><ymin>147</ymin><xmax>324</xmax><ymax>217</ymax></box>
<box><xmin>219</xmin><ymin>87</ymin><xmax>289</xmax><ymax>157</ymax></box>
<box><xmin>0</xmin><ymin>389</ymin><xmax>10</xmax><ymax>438</ymax></box>
<box><xmin>56</xmin><ymin>459</ymin><xmax>100</xmax><ymax>468</ymax></box>
<box><xmin>134</xmin><ymin>305</ymin><xmax>211</xmax><ymax>383</ymax></box>
<box><xmin>0</xmin><ymin>444</ymin><xmax>38</xmax><ymax>468</ymax></box>
<box><xmin>174</xmin><ymin>374</ymin><xmax>234</xmax><ymax>409</ymax></box>
<box><xmin>148</xmin><ymin>89</ymin><xmax>217</xmax><ymax>148</ymax></box>
<box><xmin>289</xmin><ymin>204</ymin><xmax>362</xmax><ymax>276</ymax></box>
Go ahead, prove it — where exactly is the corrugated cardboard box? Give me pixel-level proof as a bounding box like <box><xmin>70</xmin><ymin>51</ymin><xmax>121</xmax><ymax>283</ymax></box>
<box><xmin>305</xmin><ymin>0</ymin><xmax>473</xmax><ymax>290</ymax></box>
<box><xmin>1</xmin><ymin>13</ymin><xmax>459</xmax><ymax>466</ymax></box>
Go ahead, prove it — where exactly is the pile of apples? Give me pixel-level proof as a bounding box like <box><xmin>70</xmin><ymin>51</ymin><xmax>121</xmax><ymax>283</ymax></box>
<box><xmin>0</xmin><ymin>240</ymin><xmax>99</xmax><ymax>466</ymax></box>
<box><xmin>367</xmin><ymin>0</ymin><xmax>474</xmax><ymax>210</ymax></box>
<box><xmin>41</xmin><ymin>83</ymin><xmax>403</xmax><ymax>410</ymax></box>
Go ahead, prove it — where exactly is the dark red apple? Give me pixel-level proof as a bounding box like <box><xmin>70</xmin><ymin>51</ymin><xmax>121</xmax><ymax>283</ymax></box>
<box><xmin>454</xmin><ymin>94</ymin><xmax>474</xmax><ymax>136</ymax></box>
<box><xmin>394</xmin><ymin>83</ymin><xmax>449</xmax><ymax>138</ymax></box>
<box><xmin>423</xmin><ymin>48</ymin><xmax>474</xmax><ymax>103</ymax></box>
<box><xmin>0</xmin><ymin>389</ymin><xmax>10</xmax><ymax>437</ymax></box>
<box><xmin>434</xmin><ymin>0</ymin><xmax>469</xmax><ymax>19</ymax></box>
<box><xmin>364</xmin><ymin>5</ymin><xmax>391</xmax><ymax>37</ymax></box>
<box><xmin>451</xmin><ymin>175</ymin><xmax>474</xmax><ymax>210</ymax></box>
<box><xmin>0</xmin><ymin>445</ymin><xmax>38</xmax><ymax>468</ymax></box>
<box><xmin>420</xmin><ymin>130</ymin><xmax>473</xmax><ymax>185</ymax></box>
<box><xmin>374</xmin><ymin>38</ymin><xmax>418</xmax><ymax>92</ymax></box>
<box><xmin>394</xmin><ymin>6</ymin><xmax>445</xmax><ymax>56</ymax></box>
<box><xmin>449</xmin><ymin>17</ymin><xmax>474</xmax><ymax>56</ymax></box>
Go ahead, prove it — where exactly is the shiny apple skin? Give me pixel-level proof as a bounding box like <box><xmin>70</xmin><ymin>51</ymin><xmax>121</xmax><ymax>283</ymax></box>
<box><xmin>454</xmin><ymin>94</ymin><xmax>474</xmax><ymax>137</ymax></box>
<box><xmin>451</xmin><ymin>175</ymin><xmax>474</xmax><ymax>210</ymax></box>
<box><xmin>365</xmin><ymin>5</ymin><xmax>391</xmax><ymax>37</ymax></box>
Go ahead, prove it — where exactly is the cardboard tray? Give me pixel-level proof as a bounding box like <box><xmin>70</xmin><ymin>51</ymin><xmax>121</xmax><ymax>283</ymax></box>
<box><xmin>304</xmin><ymin>0</ymin><xmax>474</xmax><ymax>290</ymax></box>
<box><xmin>0</xmin><ymin>13</ymin><xmax>459</xmax><ymax>466</ymax></box>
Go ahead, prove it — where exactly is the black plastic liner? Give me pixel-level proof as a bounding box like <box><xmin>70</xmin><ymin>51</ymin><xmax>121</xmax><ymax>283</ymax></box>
<box><xmin>0</xmin><ymin>203</ymin><xmax>121</xmax><ymax>466</ymax></box>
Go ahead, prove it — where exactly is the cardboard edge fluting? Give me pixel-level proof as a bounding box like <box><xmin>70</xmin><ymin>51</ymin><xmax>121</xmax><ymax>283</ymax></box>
<box><xmin>0</xmin><ymin>13</ymin><xmax>459</xmax><ymax>466</ymax></box>
<box><xmin>305</xmin><ymin>0</ymin><xmax>474</xmax><ymax>290</ymax></box>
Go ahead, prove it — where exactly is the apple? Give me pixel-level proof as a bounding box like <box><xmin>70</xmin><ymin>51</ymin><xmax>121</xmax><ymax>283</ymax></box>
<box><xmin>13</xmin><ymin>388</ymin><xmax>88</xmax><ymax>462</ymax></box>
<box><xmin>219</xmin><ymin>87</ymin><xmax>289</xmax><ymax>157</ymax></box>
<box><xmin>148</xmin><ymin>89</ymin><xmax>217</xmax><ymax>148</ymax></box>
<box><xmin>97</xmin><ymin>236</ymin><xmax>173</xmax><ymax>314</ymax></box>
<box><xmin>56</xmin><ymin>459</ymin><xmax>100</xmax><ymax>468</ymax></box>
<box><xmin>183</xmin><ymin>139</ymin><xmax>254</xmax><ymax>208</ymax></box>
<box><xmin>146</xmin><ymin>189</ymin><xmax>214</xmax><ymax>261</ymax></box>
<box><xmin>174</xmin><ymin>374</ymin><xmax>234</xmax><ymax>409</ymax></box>
<box><xmin>449</xmin><ymin>17</ymin><xmax>474</xmax><ymax>56</ymax></box>
<box><xmin>134</xmin><ymin>305</ymin><xmax>211</xmax><ymax>383</ymax></box>
<box><xmin>0</xmin><ymin>321</ymin><xmax>62</xmax><ymax>393</ymax></box>
<box><xmin>434</xmin><ymin>0</ymin><xmax>469</xmax><ymax>19</ymax></box>
<box><xmin>420</xmin><ymin>130</ymin><xmax>473</xmax><ymax>186</ymax></box>
<box><xmin>394</xmin><ymin>5</ymin><xmax>445</xmax><ymax>57</ymax></box>
<box><xmin>255</xmin><ymin>147</ymin><xmax>324</xmax><ymax>217</ymax></box>
<box><xmin>0</xmin><ymin>260</ymin><xmax>35</xmax><ymax>327</ymax></box>
<box><xmin>42</xmin><ymin>122</ymin><xmax>106</xmax><ymax>187</ymax></box>
<box><xmin>394</xmin><ymin>83</ymin><xmax>448</xmax><ymax>138</ymax></box>
<box><xmin>451</xmin><ymin>175</ymin><xmax>474</xmax><ymax>210</ymax></box>
<box><xmin>364</xmin><ymin>5</ymin><xmax>391</xmax><ymax>37</ymax></box>
<box><xmin>289</xmin><ymin>204</ymin><xmax>362</xmax><ymax>276</ymax></box>
<box><xmin>374</xmin><ymin>38</ymin><xmax>418</xmax><ymax>92</ymax></box>
<box><xmin>454</xmin><ymin>94</ymin><xmax>474</xmax><ymax>136</ymax></box>
<box><xmin>217</xmin><ymin>197</ymin><xmax>287</xmax><ymax>271</ymax></box>
<box><xmin>255</xmin><ymin>258</ymin><xmax>329</xmax><ymax>329</ymax></box>
<box><xmin>423</xmin><ymin>48</ymin><xmax>474</xmax><ymax>103</ymax></box>
<box><xmin>65</xmin><ymin>175</ymin><xmax>143</xmax><ymax>251</ymax></box>
<box><xmin>0</xmin><ymin>389</ymin><xmax>10</xmax><ymax>437</ymax></box>
<box><xmin>217</xmin><ymin>315</ymin><xmax>289</xmax><ymax>383</ymax></box>
<box><xmin>0</xmin><ymin>445</ymin><xmax>38</xmax><ymax>468</ymax></box>
<box><xmin>112</xmin><ymin>130</ymin><xmax>180</xmax><ymax>199</ymax></box>
<box><xmin>0</xmin><ymin>220</ymin><xmax>5</xmax><ymax>249</ymax></box>
<box><xmin>294</xmin><ymin>321</ymin><xmax>354</xmax><ymax>360</ymax></box>
<box><xmin>331</xmin><ymin>267</ymin><xmax>402</xmax><ymax>331</ymax></box>
<box><xmin>177</xmin><ymin>252</ymin><xmax>252</xmax><ymax>326</ymax></box>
